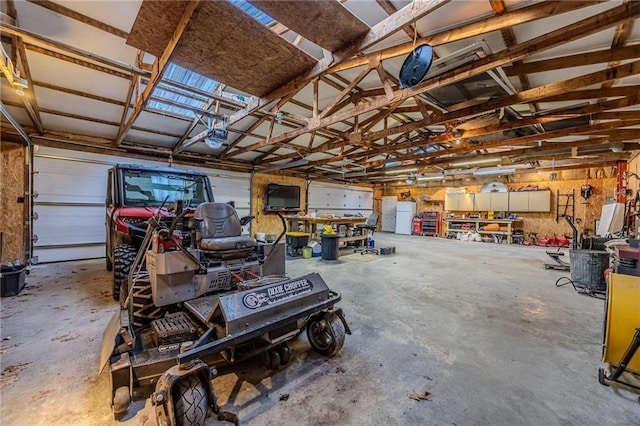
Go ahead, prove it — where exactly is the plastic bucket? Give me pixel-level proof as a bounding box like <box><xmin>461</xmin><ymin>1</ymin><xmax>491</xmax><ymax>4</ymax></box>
<box><xmin>569</xmin><ymin>249</ymin><xmax>609</xmax><ymax>291</ymax></box>
<box><xmin>302</xmin><ymin>246</ymin><xmax>312</xmax><ymax>259</ymax></box>
<box><xmin>320</xmin><ymin>234</ymin><xmax>340</xmax><ymax>260</ymax></box>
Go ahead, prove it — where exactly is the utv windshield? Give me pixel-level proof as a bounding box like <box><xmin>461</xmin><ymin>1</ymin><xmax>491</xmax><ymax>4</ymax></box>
<box><xmin>122</xmin><ymin>169</ymin><xmax>212</xmax><ymax>207</ymax></box>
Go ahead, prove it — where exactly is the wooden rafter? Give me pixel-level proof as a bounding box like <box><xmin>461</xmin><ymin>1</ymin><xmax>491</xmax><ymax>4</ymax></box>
<box><xmin>313</xmin><ymin>92</ymin><xmax>640</xmax><ymax>169</ymax></box>
<box><xmin>23</xmin><ymin>43</ymin><xmax>131</xmax><ymax>79</ymax></box>
<box><xmin>225</xmin><ymin>1</ymin><xmax>639</xmax><ymax>159</ymax></box>
<box><xmin>504</xmin><ymin>44</ymin><xmax>640</xmax><ymax>76</ymax></box>
<box><xmin>601</xmin><ymin>0</ymin><xmax>633</xmax><ymax>92</ymax></box>
<box><xmin>228</xmin><ymin>0</ymin><xmax>450</xmax><ymax>126</ymax></box>
<box><xmin>331</xmin><ymin>0</ymin><xmax>603</xmax><ymax>72</ymax></box>
<box><xmin>114</xmin><ymin>1</ymin><xmax>202</xmax><ymax>147</ymax></box>
<box><xmin>32</xmin><ymin>80</ymin><xmax>127</xmax><ymax>107</ymax></box>
<box><xmin>26</xmin><ymin>0</ymin><xmax>129</xmax><ymax>38</ymax></box>
<box><xmin>2</xmin><ymin>0</ymin><xmax>43</xmax><ymax>134</ymax></box>
<box><xmin>0</xmin><ymin>23</ymin><xmax>148</xmax><ymax>77</ymax></box>
<box><xmin>490</xmin><ymin>0</ymin><xmax>539</xmax><ymax>118</ymax></box>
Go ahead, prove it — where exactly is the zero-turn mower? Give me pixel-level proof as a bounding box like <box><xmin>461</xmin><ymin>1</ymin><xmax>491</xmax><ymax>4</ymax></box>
<box><xmin>100</xmin><ymin>201</ymin><xmax>350</xmax><ymax>425</ymax></box>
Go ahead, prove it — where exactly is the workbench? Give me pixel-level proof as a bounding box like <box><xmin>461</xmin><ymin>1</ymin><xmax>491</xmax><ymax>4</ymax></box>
<box><xmin>286</xmin><ymin>216</ymin><xmax>368</xmax><ymax>247</ymax></box>
<box><xmin>444</xmin><ymin>218</ymin><xmax>523</xmax><ymax>244</ymax></box>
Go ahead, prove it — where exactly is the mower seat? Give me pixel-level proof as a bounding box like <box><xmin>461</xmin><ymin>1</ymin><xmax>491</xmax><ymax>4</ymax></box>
<box><xmin>195</xmin><ymin>203</ymin><xmax>257</xmax><ymax>258</ymax></box>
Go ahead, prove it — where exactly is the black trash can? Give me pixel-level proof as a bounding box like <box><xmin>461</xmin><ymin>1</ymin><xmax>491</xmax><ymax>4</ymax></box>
<box><xmin>569</xmin><ymin>249</ymin><xmax>609</xmax><ymax>291</ymax></box>
<box><xmin>320</xmin><ymin>234</ymin><xmax>340</xmax><ymax>260</ymax></box>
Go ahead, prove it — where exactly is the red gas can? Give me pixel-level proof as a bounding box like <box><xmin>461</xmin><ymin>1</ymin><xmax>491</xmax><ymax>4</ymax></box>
<box><xmin>412</xmin><ymin>217</ymin><xmax>423</xmax><ymax>235</ymax></box>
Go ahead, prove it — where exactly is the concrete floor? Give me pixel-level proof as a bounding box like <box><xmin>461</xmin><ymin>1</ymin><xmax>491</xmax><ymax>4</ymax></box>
<box><xmin>1</xmin><ymin>234</ymin><xmax>639</xmax><ymax>425</ymax></box>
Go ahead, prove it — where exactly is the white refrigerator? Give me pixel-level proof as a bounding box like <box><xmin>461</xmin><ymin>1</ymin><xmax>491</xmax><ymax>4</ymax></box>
<box><xmin>395</xmin><ymin>201</ymin><xmax>416</xmax><ymax>234</ymax></box>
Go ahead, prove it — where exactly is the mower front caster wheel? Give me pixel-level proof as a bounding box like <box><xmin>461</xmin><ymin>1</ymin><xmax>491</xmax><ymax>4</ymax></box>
<box><xmin>112</xmin><ymin>386</ymin><xmax>131</xmax><ymax>419</ymax></box>
<box><xmin>278</xmin><ymin>345</ymin><xmax>291</xmax><ymax>365</ymax></box>
<box><xmin>174</xmin><ymin>375</ymin><xmax>208</xmax><ymax>426</ymax></box>
<box><xmin>266</xmin><ymin>350</ymin><xmax>281</xmax><ymax>370</ymax></box>
<box><xmin>307</xmin><ymin>313</ymin><xmax>346</xmax><ymax>357</ymax></box>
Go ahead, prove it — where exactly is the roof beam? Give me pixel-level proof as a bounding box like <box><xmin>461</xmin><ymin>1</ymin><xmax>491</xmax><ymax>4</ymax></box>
<box><xmin>113</xmin><ymin>1</ymin><xmax>202</xmax><ymax>147</ymax></box>
<box><xmin>2</xmin><ymin>1</ymin><xmax>44</xmax><ymax>134</ymax></box>
<box><xmin>601</xmin><ymin>0</ymin><xmax>633</xmax><ymax>92</ymax></box>
<box><xmin>225</xmin><ymin>1</ymin><xmax>639</xmax><ymax>158</ymax></box>
<box><xmin>0</xmin><ymin>122</ymin><xmax>254</xmax><ymax>173</ymax></box>
<box><xmin>228</xmin><ymin>0</ymin><xmax>450</xmax><ymax>125</ymax></box>
<box><xmin>424</xmin><ymin>119</ymin><xmax>640</xmax><ymax>159</ymax></box>
<box><xmin>23</xmin><ymin>43</ymin><xmax>131</xmax><ymax>79</ymax></box>
<box><xmin>26</xmin><ymin>0</ymin><xmax>129</xmax><ymax>38</ymax></box>
<box><xmin>319</xmin><ymin>94</ymin><xmax>640</xmax><ymax>167</ymax></box>
<box><xmin>331</xmin><ymin>0</ymin><xmax>603</xmax><ymax>72</ymax></box>
<box><xmin>504</xmin><ymin>44</ymin><xmax>640</xmax><ymax>76</ymax></box>
<box><xmin>0</xmin><ymin>23</ymin><xmax>149</xmax><ymax>77</ymax></box>
<box><xmin>32</xmin><ymin>80</ymin><xmax>127</xmax><ymax>107</ymax></box>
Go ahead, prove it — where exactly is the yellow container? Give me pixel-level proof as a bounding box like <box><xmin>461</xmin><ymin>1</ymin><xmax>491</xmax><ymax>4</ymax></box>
<box><xmin>302</xmin><ymin>246</ymin><xmax>312</xmax><ymax>259</ymax></box>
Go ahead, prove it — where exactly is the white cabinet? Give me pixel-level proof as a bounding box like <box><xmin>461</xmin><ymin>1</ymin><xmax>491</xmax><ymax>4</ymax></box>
<box><xmin>491</xmin><ymin>192</ymin><xmax>509</xmax><ymax>211</ymax></box>
<box><xmin>528</xmin><ymin>191</ymin><xmax>551</xmax><ymax>212</ymax></box>
<box><xmin>446</xmin><ymin>190</ymin><xmax>550</xmax><ymax>212</ymax></box>
<box><xmin>445</xmin><ymin>193</ymin><xmax>474</xmax><ymax>211</ymax></box>
<box><xmin>459</xmin><ymin>194</ymin><xmax>473</xmax><ymax>211</ymax></box>
<box><xmin>444</xmin><ymin>193</ymin><xmax>458</xmax><ymax>210</ymax></box>
<box><xmin>474</xmin><ymin>193</ymin><xmax>491</xmax><ymax>211</ymax></box>
<box><xmin>508</xmin><ymin>192</ymin><xmax>529</xmax><ymax>211</ymax></box>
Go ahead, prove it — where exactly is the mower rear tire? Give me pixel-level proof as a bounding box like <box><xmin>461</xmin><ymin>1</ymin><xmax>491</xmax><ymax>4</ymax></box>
<box><xmin>307</xmin><ymin>313</ymin><xmax>346</xmax><ymax>357</ymax></box>
<box><xmin>173</xmin><ymin>375</ymin><xmax>208</xmax><ymax>426</ymax></box>
<box><xmin>113</xmin><ymin>245</ymin><xmax>136</xmax><ymax>303</ymax></box>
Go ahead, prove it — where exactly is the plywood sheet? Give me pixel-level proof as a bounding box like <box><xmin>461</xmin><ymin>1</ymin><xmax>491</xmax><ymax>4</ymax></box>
<box><xmin>0</xmin><ymin>143</ymin><xmax>26</xmax><ymax>263</ymax></box>
<box><xmin>127</xmin><ymin>1</ymin><xmax>317</xmax><ymax>97</ymax></box>
<box><xmin>126</xmin><ymin>0</ymin><xmax>191</xmax><ymax>58</ymax></box>
<box><xmin>248</xmin><ymin>0</ymin><xmax>369</xmax><ymax>52</ymax></box>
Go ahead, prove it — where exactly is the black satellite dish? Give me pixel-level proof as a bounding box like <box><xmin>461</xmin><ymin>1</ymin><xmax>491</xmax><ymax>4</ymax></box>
<box><xmin>399</xmin><ymin>44</ymin><xmax>434</xmax><ymax>88</ymax></box>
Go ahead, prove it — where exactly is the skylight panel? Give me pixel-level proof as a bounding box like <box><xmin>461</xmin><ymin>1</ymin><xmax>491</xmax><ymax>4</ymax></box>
<box><xmin>149</xmin><ymin>63</ymin><xmax>219</xmax><ymax>118</ymax></box>
<box><xmin>229</xmin><ymin>0</ymin><xmax>275</xmax><ymax>26</ymax></box>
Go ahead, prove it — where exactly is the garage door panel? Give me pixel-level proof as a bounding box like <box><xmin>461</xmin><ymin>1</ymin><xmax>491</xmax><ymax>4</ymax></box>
<box><xmin>35</xmin><ymin>156</ymin><xmax>109</xmax><ymax>204</ymax></box>
<box><xmin>35</xmin><ymin>245</ymin><xmax>105</xmax><ymax>264</ymax></box>
<box><xmin>33</xmin><ymin>147</ymin><xmax>251</xmax><ymax>262</ymax></box>
<box><xmin>36</xmin><ymin>173</ymin><xmax>106</xmax><ymax>204</ymax></box>
<box><xmin>34</xmin><ymin>205</ymin><xmax>105</xmax><ymax>246</ymax></box>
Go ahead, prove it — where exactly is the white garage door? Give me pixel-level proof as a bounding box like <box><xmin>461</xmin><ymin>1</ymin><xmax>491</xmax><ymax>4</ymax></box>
<box><xmin>308</xmin><ymin>182</ymin><xmax>373</xmax><ymax>216</ymax></box>
<box><xmin>33</xmin><ymin>146</ymin><xmax>249</xmax><ymax>263</ymax></box>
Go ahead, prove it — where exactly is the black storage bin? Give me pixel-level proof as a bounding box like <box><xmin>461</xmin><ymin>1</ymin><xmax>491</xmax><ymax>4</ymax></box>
<box><xmin>1</xmin><ymin>265</ymin><xmax>26</xmax><ymax>297</ymax></box>
<box><xmin>285</xmin><ymin>232</ymin><xmax>309</xmax><ymax>249</ymax></box>
<box><xmin>320</xmin><ymin>234</ymin><xmax>340</xmax><ymax>260</ymax></box>
<box><xmin>569</xmin><ymin>249</ymin><xmax>609</xmax><ymax>291</ymax></box>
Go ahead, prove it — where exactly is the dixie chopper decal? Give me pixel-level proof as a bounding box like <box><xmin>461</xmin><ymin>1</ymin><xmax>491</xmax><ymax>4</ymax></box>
<box><xmin>242</xmin><ymin>279</ymin><xmax>313</xmax><ymax>309</ymax></box>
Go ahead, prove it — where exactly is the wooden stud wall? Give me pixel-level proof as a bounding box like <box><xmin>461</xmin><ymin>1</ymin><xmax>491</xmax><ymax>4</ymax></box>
<box><xmin>374</xmin><ymin>168</ymin><xmax>619</xmax><ymax>242</ymax></box>
<box><xmin>0</xmin><ymin>142</ymin><xmax>26</xmax><ymax>263</ymax></box>
<box><xmin>251</xmin><ymin>172</ymin><xmax>306</xmax><ymax>238</ymax></box>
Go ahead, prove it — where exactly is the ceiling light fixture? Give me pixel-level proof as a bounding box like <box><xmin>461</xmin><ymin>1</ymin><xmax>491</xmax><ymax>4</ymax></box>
<box><xmin>473</xmin><ymin>167</ymin><xmax>516</xmax><ymax>176</ymax></box>
<box><xmin>450</xmin><ymin>157</ymin><xmax>501</xmax><ymax>167</ymax></box>
<box><xmin>384</xmin><ymin>167</ymin><xmax>418</xmax><ymax>175</ymax></box>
